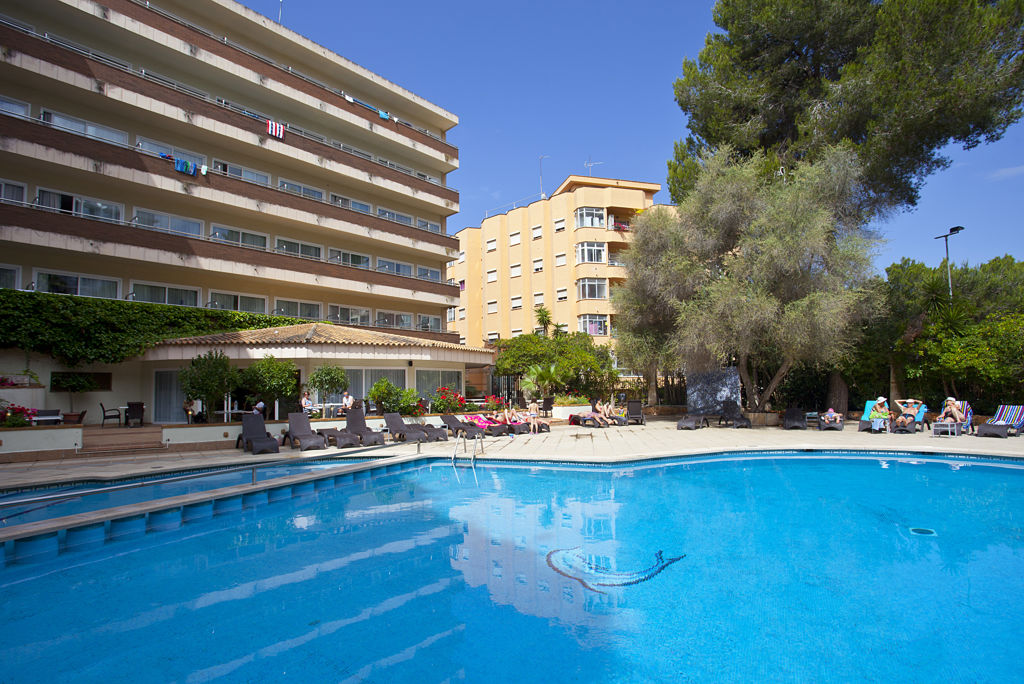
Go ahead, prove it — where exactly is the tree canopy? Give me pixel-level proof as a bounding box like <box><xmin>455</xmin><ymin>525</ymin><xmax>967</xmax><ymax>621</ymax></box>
<box><xmin>670</xmin><ymin>0</ymin><xmax>1024</xmax><ymax>211</ymax></box>
<box><xmin>492</xmin><ymin>332</ymin><xmax>618</xmax><ymax>398</ymax></box>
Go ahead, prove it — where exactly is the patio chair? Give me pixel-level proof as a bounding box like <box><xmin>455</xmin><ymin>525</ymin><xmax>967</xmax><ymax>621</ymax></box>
<box><xmin>32</xmin><ymin>409</ymin><xmax>62</xmax><ymax>426</ymax></box>
<box><xmin>626</xmin><ymin>400</ymin><xmax>645</xmax><ymax>425</ymax></box>
<box><xmin>125</xmin><ymin>402</ymin><xmax>145</xmax><ymax>427</ymax></box>
<box><xmin>569</xmin><ymin>412</ymin><xmax>605</xmax><ymax>428</ymax></box>
<box><xmin>440</xmin><ymin>414</ymin><xmax>485</xmax><ymax>439</ymax></box>
<box><xmin>384</xmin><ymin>413</ymin><xmax>446</xmax><ymax>442</ymax></box>
<box><xmin>100</xmin><ymin>402</ymin><xmax>121</xmax><ymax>427</ymax></box>
<box><xmin>317</xmin><ymin>425</ymin><xmax>361</xmax><ymax>448</ymax></box>
<box><xmin>345</xmin><ymin>407</ymin><xmax>386</xmax><ymax>446</ymax></box>
<box><xmin>463</xmin><ymin>414</ymin><xmax>510</xmax><ymax>436</ymax></box>
<box><xmin>283</xmin><ymin>412</ymin><xmax>327</xmax><ymax>451</ymax></box>
<box><xmin>718</xmin><ymin>401</ymin><xmax>751</xmax><ymax>428</ymax></box>
<box><xmin>782</xmin><ymin>408</ymin><xmax>808</xmax><ymax>430</ymax></box>
<box><xmin>856</xmin><ymin>400</ymin><xmax>890</xmax><ymax>433</ymax></box>
<box><xmin>977</xmin><ymin>405</ymin><xmax>1024</xmax><ymax>438</ymax></box>
<box><xmin>677</xmin><ymin>414</ymin><xmax>708</xmax><ymax>430</ymax></box>
<box><xmin>235</xmin><ymin>413</ymin><xmax>280</xmax><ymax>454</ymax></box>
<box><xmin>64</xmin><ymin>409</ymin><xmax>87</xmax><ymax>425</ymax></box>
<box><xmin>540</xmin><ymin>397</ymin><xmax>554</xmax><ymax>417</ymax></box>
<box><xmin>933</xmin><ymin>400</ymin><xmax>973</xmax><ymax>436</ymax></box>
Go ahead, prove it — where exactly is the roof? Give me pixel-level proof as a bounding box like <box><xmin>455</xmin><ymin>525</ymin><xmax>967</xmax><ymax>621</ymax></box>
<box><xmin>552</xmin><ymin>175</ymin><xmax>662</xmax><ymax>196</ymax></box>
<box><xmin>159</xmin><ymin>323</ymin><xmax>488</xmax><ymax>352</ymax></box>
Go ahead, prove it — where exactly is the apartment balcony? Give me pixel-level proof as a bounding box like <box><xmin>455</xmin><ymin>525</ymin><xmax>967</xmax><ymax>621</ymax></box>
<box><xmin>0</xmin><ymin>21</ymin><xmax>458</xmax><ymax>214</ymax></box>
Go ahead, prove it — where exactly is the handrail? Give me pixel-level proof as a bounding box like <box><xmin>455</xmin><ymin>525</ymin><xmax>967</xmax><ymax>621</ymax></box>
<box><xmin>0</xmin><ymin>15</ymin><xmax>455</xmax><ymax>194</ymax></box>
<box><xmin>0</xmin><ymin>448</ymin><xmax>389</xmax><ymax>512</ymax></box>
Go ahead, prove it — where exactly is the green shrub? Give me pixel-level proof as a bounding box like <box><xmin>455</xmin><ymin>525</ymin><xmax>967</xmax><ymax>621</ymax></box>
<box><xmin>367</xmin><ymin>378</ymin><xmax>422</xmax><ymax>415</ymax></box>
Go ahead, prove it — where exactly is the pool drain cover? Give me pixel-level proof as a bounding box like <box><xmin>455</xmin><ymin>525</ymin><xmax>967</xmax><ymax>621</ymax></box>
<box><xmin>910</xmin><ymin>527</ymin><xmax>936</xmax><ymax>536</ymax></box>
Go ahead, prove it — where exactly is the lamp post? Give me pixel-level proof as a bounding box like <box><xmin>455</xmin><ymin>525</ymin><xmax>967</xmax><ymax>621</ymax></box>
<box><xmin>933</xmin><ymin>226</ymin><xmax>965</xmax><ymax>301</ymax></box>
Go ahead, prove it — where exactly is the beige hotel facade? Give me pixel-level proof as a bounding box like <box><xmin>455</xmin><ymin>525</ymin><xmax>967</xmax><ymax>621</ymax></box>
<box><xmin>448</xmin><ymin>176</ymin><xmax>660</xmax><ymax>349</ymax></box>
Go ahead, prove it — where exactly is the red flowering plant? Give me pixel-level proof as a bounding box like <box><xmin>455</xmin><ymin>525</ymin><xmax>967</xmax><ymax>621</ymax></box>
<box><xmin>482</xmin><ymin>394</ymin><xmax>506</xmax><ymax>411</ymax></box>
<box><xmin>431</xmin><ymin>387</ymin><xmax>467</xmax><ymax>414</ymax></box>
<box><xmin>2</xmin><ymin>404</ymin><xmax>37</xmax><ymax>427</ymax></box>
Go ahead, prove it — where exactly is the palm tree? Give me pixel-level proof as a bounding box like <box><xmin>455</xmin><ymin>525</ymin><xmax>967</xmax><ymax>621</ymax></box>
<box><xmin>552</xmin><ymin>322</ymin><xmax>568</xmax><ymax>337</ymax></box>
<box><xmin>534</xmin><ymin>305</ymin><xmax>553</xmax><ymax>337</ymax></box>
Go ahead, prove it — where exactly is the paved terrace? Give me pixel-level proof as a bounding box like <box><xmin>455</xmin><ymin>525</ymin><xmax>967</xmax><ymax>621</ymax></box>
<box><xmin>2</xmin><ymin>417</ymin><xmax>1021</xmax><ymax>491</ymax></box>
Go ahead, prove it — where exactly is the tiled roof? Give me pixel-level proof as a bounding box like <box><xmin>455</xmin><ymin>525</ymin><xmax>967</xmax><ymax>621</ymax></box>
<box><xmin>160</xmin><ymin>323</ymin><xmax>487</xmax><ymax>352</ymax></box>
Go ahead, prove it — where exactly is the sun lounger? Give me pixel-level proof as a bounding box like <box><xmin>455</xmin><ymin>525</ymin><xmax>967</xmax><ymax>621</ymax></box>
<box><xmin>464</xmin><ymin>414</ymin><xmax>510</xmax><ymax>436</ymax></box>
<box><xmin>677</xmin><ymin>414</ymin><xmax>708</xmax><ymax>430</ymax></box>
<box><xmin>235</xmin><ymin>413</ymin><xmax>280</xmax><ymax>454</ymax></box>
<box><xmin>384</xmin><ymin>413</ymin><xmax>447</xmax><ymax>442</ymax></box>
<box><xmin>284</xmin><ymin>412</ymin><xmax>327</xmax><ymax>450</ymax></box>
<box><xmin>440</xmin><ymin>414</ymin><xmax>485</xmax><ymax>439</ymax></box>
<box><xmin>817</xmin><ymin>413</ymin><xmax>844</xmax><ymax>431</ymax></box>
<box><xmin>857</xmin><ymin>400</ymin><xmax>889</xmax><ymax>433</ymax></box>
<box><xmin>782</xmin><ymin>408</ymin><xmax>808</xmax><ymax>430</ymax></box>
<box><xmin>933</xmin><ymin>400</ymin><xmax>973</xmax><ymax>436</ymax></box>
<box><xmin>317</xmin><ymin>426</ymin><xmax>361</xmax><ymax>448</ymax></box>
<box><xmin>891</xmin><ymin>403</ymin><xmax>929</xmax><ymax>434</ymax></box>
<box><xmin>977</xmin><ymin>405</ymin><xmax>1023</xmax><ymax>438</ymax></box>
<box><xmin>345</xmin><ymin>407</ymin><xmax>386</xmax><ymax>445</ymax></box>
<box><xmin>718</xmin><ymin>400</ymin><xmax>752</xmax><ymax>428</ymax></box>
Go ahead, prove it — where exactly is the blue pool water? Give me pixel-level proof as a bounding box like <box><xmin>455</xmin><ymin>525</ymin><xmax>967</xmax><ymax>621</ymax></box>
<box><xmin>0</xmin><ymin>457</ymin><xmax>372</xmax><ymax>526</ymax></box>
<box><xmin>2</xmin><ymin>453</ymin><xmax>1023</xmax><ymax>682</ymax></box>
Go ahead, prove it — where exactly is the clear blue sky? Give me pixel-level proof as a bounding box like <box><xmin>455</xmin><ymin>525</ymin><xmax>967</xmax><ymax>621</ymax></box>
<box><xmin>240</xmin><ymin>0</ymin><xmax>1023</xmax><ymax>274</ymax></box>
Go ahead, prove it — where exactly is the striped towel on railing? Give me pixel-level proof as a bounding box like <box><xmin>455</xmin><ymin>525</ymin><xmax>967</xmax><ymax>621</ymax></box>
<box><xmin>266</xmin><ymin>120</ymin><xmax>285</xmax><ymax>138</ymax></box>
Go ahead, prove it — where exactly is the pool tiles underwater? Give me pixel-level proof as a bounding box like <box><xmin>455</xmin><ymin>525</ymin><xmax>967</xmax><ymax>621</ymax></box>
<box><xmin>0</xmin><ymin>457</ymin><xmax>375</xmax><ymax>526</ymax></box>
<box><xmin>1</xmin><ymin>454</ymin><xmax>1024</xmax><ymax>682</ymax></box>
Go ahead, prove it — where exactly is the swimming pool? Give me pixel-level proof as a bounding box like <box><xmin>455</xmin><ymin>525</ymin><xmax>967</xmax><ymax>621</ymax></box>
<box><xmin>2</xmin><ymin>452</ymin><xmax>1022</xmax><ymax>682</ymax></box>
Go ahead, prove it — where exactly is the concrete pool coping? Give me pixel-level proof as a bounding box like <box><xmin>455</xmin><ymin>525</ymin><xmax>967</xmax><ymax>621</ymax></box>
<box><xmin>2</xmin><ymin>418</ymin><xmax>1022</xmax><ymax>555</ymax></box>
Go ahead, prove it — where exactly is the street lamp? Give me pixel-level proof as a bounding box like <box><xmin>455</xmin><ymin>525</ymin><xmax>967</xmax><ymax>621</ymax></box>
<box><xmin>933</xmin><ymin>225</ymin><xmax>965</xmax><ymax>301</ymax></box>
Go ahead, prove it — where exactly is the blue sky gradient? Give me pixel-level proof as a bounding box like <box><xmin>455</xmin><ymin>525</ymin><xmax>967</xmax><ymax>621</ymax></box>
<box><xmin>240</xmin><ymin>0</ymin><xmax>1023</xmax><ymax>273</ymax></box>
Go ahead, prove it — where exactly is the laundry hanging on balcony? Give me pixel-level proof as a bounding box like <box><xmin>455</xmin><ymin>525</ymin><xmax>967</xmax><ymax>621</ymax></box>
<box><xmin>266</xmin><ymin>120</ymin><xmax>285</xmax><ymax>138</ymax></box>
<box><xmin>174</xmin><ymin>159</ymin><xmax>197</xmax><ymax>176</ymax></box>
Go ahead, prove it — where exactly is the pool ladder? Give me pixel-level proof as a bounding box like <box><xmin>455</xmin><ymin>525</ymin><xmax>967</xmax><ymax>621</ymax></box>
<box><xmin>450</xmin><ymin>430</ymin><xmax>483</xmax><ymax>465</ymax></box>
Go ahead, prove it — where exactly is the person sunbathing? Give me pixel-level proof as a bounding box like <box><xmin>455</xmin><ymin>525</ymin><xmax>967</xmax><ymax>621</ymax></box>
<box><xmin>868</xmin><ymin>397</ymin><xmax>889</xmax><ymax>432</ymax></box>
<box><xmin>893</xmin><ymin>398</ymin><xmax>923</xmax><ymax>428</ymax></box>
<box><xmin>822</xmin><ymin>408</ymin><xmax>842</xmax><ymax>424</ymax></box>
<box><xmin>938</xmin><ymin>397</ymin><xmax>965</xmax><ymax>423</ymax></box>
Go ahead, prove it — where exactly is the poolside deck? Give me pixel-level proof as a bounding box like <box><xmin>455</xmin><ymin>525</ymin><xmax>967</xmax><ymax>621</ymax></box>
<box><xmin>3</xmin><ymin>417</ymin><xmax>1022</xmax><ymax>491</ymax></box>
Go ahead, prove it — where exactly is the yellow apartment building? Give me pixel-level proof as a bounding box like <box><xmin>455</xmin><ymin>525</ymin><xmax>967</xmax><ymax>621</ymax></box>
<box><xmin>0</xmin><ymin>0</ymin><xmax>486</xmax><ymax>421</ymax></box>
<box><xmin>448</xmin><ymin>176</ymin><xmax>660</xmax><ymax>350</ymax></box>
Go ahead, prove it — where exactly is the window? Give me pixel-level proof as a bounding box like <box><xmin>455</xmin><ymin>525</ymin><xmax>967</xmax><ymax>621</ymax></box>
<box><xmin>487</xmin><ymin>300</ymin><xmax>498</xmax><ymax>314</ymax></box>
<box><xmin>486</xmin><ymin>270</ymin><xmax>497</xmax><ymax>283</ymax></box>
<box><xmin>415</xmin><ymin>369</ymin><xmax>463</xmax><ymax>398</ymax></box>
<box><xmin>52</xmin><ymin>372</ymin><xmax>112</xmax><ymax>392</ymax></box>
<box><xmin>212</xmin><ymin>160</ymin><xmax>269</xmax><ymax>185</ymax></box>
<box><xmin>36</xmin><ymin>270</ymin><xmax>118</xmax><ymax>299</ymax></box>
<box><xmin>532</xmin><ymin>225</ymin><xmax>543</xmax><ymax>240</ymax></box>
<box><xmin>510</xmin><ymin>263</ymin><xmax>522</xmax><ymax>278</ymax></box>
<box><xmin>459</xmin><ymin>280</ymin><xmax>466</xmax><ymax>291</ymax></box>
<box><xmin>36</xmin><ymin>189</ymin><xmax>122</xmax><ymax>222</ymax></box>
<box><xmin>209</xmin><ymin>291</ymin><xmax>266</xmax><ymax>313</ymax></box>
<box><xmin>328</xmin><ymin>305</ymin><xmax>370</xmax><ymax>325</ymax></box>
<box><xmin>574</xmin><ymin>207</ymin><xmax>605</xmax><ymax>228</ymax></box>
<box><xmin>377</xmin><ymin>207</ymin><xmax>414</xmax><ymax>225</ymax></box>
<box><xmin>42</xmin><ymin>110</ymin><xmax>127</xmax><ymax>145</ymax></box>
<box><xmin>0</xmin><ymin>265</ymin><xmax>18</xmax><ymax>290</ymax></box>
<box><xmin>533</xmin><ymin>292</ymin><xmax>544</xmax><ymax>306</ymax></box>
<box><xmin>417</xmin><ymin>266</ymin><xmax>441</xmax><ymax>282</ymax></box>
<box><xmin>511</xmin><ymin>329</ymin><xmax>523</xmax><ymax>337</ymax></box>
<box><xmin>510</xmin><ymin>296</ymin><xmax>522</xmax><ymax>310</ymax></box>
<box><xmin>376</xmin><ymin>310</ymin><xmax>414</xmax><ymax>329</ymax></box>
<box><xmin>275</xmin><ymin>299</ymin><xmax>321</xmax><ymax>319</ymax></box>
<box><xmin>278</xmin><ymin>178</ymin><xmax>323</xmax><ymax>201</ymax></box>
<box><xmin>460</xmin><ymin>336</ymin><xmax>466</xmax><ymax>345</ymax></box>
<box><xmin>486</xmin><ymin>239</ymin><xmax>497</xmax><ymax>252</ymax></box>
<box><xmin>331</xmin><ymin>193</ymin><xmax>372</xmax><ymax>214</ymax></box>
<box><xmin>576</xmin><ymin>242</ymin><xmax>606</xmax><ymax>264</ymax></box>
<box><xmin>328</xmin><ymin>248</ymin><xmax>370</xmax><ymax>269</ymax></box>
<box><xmin>554</xmin><ymin>218</ymin><xmax>566</xmax><ymax>232</ymax></box>
<box><xmin>377</xmin><ymin>257</ymin><xmax>413</xmax><ymax>277</ymax></box>
<box><xmin>533</xmin><ymin>258</ymin><xmax>543</xmax><ymax>273</ymax></box>
<box><xmin>458</xmin><ymin>251</ymin><xmax>466</xmax><ymax>263</ymax></box>
<box><xmin>458</xmin><ymin>308</ymin><xmax>466</xmax><ymax>319</ymax></box>
<box><xmin>211</xmin><ymin>224</ymin><xmax>267</xmax><ymax>249</ymax></box>
<box><xmin>137</xmin><ymin>137</ymin><xmax>204</xmax><ymax>167</ymax></box>
<box><xmin>418</xmin><ymin>314</ymin><xmax>442</xmax><ymax>332</ymax></box>
<box><xmin>578</xmin><ymin>314</ymin><xmax>609</xmax><ymax>336</ymax></box>
<box><xmin>130</xmin><ymin>281</ymin><xmax>199</xmax><ymax>307</ymax></box>
<box><xmin>608</xmin><ymin>250</ymin><xmax>626</xmax><ymax>266</ymax></box>
<box><xmin>509</xmin><ymin>232</ymin><xmax>521</xmax><ymax>246</ymax></box>
<box><xmin>276</xmin><ymin>238</ymin><xmax>321</xmax><ymax>260</ymax></box>
<box><xmin>487</xmin><ymin>332</ymin><xmax>500</xmax><ymax>343</ymax></box>
<box><xmin>556</xmin><ymin>288</ymin><xmax>568</xmax><ymax>302</ymax></box>
<box><xmin>1</xmin><ymin>179</ymin><xmax>26</xmax><ymax>203</ymax></box>
<box><xmin>0</xmin><ymin>95</ymin><xmax>29</xmax><ymax>117</ymax></box>
<box><xmin>533</xmin><ymin>327</ymin><xmax>544</xmax><ymax>335</ymax></box>
<box><xmin>577</xmin><ymin>278</ymin><xmax>607</xmax><ymax>299</ymax></box>
<box><xmin>417</xmin><ymin>218</ymin><xmax>442</xmax><ymax>234</ymax></box>
<box><xmin>555</xmin><ymin>253</ymin><xmax>567</xmax><ymax>267</ymax></box>
<box><xmin>446</xmin><ymin>307</ymin><xmax>456</xmax><ymax>322</ymax></box>
<box><xmin>135</xmin><ymin>209</ymin><xmax>202</xmax><ymax>237</ymax></box>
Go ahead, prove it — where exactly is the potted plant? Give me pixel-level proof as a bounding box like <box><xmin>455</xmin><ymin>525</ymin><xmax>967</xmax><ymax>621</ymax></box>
<box><xmin>52</xmin><ymin>372</ymin><xmax>100</xmax><ymax>422</ymax></box>
<box><xmin>367</xmin><ymin>377</ymin><xmax>421</xmax><ymax>415</ymax></box>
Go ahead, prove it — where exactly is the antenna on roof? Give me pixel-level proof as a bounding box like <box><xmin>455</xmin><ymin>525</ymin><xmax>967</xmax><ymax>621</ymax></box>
<box><xmin>278</xmin><ymin>0</ymin><xmax>283</xmax><ymax>22</ymax></box>
<box><xmin>584</xmin><ymin>156</ymin><xmax>604</xmax><ymax>176</ymax></box>
<box><xmin>539</xmin><ymin>155</ymin><xmax>550</xmax><ymax>199</ymax></box>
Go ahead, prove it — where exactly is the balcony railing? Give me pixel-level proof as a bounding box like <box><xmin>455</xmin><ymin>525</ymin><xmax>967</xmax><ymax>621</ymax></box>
<box><xmin>0</xmin><ymin>15</ymin><xmax>455</xmax><ymax>195</ymax></box>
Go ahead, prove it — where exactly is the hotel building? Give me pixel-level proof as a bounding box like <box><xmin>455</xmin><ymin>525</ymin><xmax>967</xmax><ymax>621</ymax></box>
<box><xmin>448</xmin><ymin>176</ymin><xmax>660</xmax><ymax>348</ymax></box>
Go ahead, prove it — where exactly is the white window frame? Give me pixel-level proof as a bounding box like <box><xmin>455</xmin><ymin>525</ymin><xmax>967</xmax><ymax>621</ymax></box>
<box><xmin>533</xmin><ymin>292</ymin><xmax>544</xmax><ymax>306</ymax></box>
<box><xmin>134</xmin><ymin>207</ymin><xmax>203</xmax><ymax>237</ymax></box>
<box><xmin>212</xmin><ymin>159</ymin><xmax>269</xmax><ymax>185</ymax></box>
<box><xmin>36</xmin><ymin>186</ymin><xmax>123</xmax><ymax>222</ymax></box>
<box><xmin>577</xmin><ymin>278</ymin><xmax>608</xmax><ymax>300</ymax></box>
<box><xmin>417</xmin><ymin>218</ymin><xmax>442</xmax><ymax>233</ymax></box>
<box><xmin>531</xmin><ymin>225</ymin><xmax>543</xmax><ymax>240</ymax></box>
<box><xmin>511</xmin><ymin>329</ymin><xmax>523</xmax><ymax>337</ymax></box>
<box><xmin>376</xmin><ymin>257</ymin><xmax>414</xmax><ymax>277</ymax></box>
<box><xmin>417</xmin><ymin>265</ymin><xmax>442</xmax><ymax>282</ymax></box>
<box><xmin>555</xmin><ymin>253</ymin><xmax>567</xmax><ymax>267</ymax></box>
<box><xmin>208</xmin><ymin>290</ymin><xmax>267</xmax><ymax>314</ymax></box>
<box><xmin>278</xmin><ymin>177</ymin><xmax>324</xmax><ymax>201</ymax></box>
<box><xmin>328</xmin><ymin>304</ymin><xmax>371</xmax><ymax>326</ymax></box>
<box><xmin>510</xmin><ymin>263</ymin><xmax>522</xmax><ymax>278</ymax></box>
<box><xmin>417</xmin><ymin>313</ymin><xmax>443</xmax><ymax>332</ymax></box>
<box><xmin>486</xmin><ymin>269</ymin><xmax>498</xmax><ymax>283</ymax></box>
<box><xmin>458</xmin><ymin>251</ymin><xmax>466</xmax><ymax>263</ymax></box>
<box><xmin>276</xmin><ymin>237</ymin><xmax>322</xmax><ymax>260</ymax></box>
<box><xmin>0</xmin><ymin>263</ymin><xmax>22</xmax><ymax>290</ymax></box>
<box><xmin>486</xmin><ymin>239</ymin><xmax>498</xmax><ymax>252</ymax></box>
<box><xmin>574</xmin><ymin>207</ymin><xmax>605</xmax><ymax>228</ymax></box>
<box><xmin>510</xmin><ymin>296</ymin><xmax>522</xmax><ymax>310</ymax></box>
<box><xmin>377</xmin><ymin>206</ymin><xmax>414</xmax><ymax>226</ymax></box>
<box><xmin>42</xmin><ymin>109</ymin><xmax>128</xmax><ymax>145</ymax></box>
<box><xmin>129</xmin><ymin>279</ymin><xmax>200</xmax><ymax>307</ymax></box>
<box><xmin>33</xmin><ymin>267</ymin><xmax>120</xmax><ymax>299</ymax></box>
<box><xmin>532</xmin><ymin>258</ymin><xmax>543</xmax><ymax>273</ymax></box>
<box><xmin>458</xmin><ymin>308</ymin><xmax>466</xmax><ymax>320</ymax></box>
<box><xmin>210</xmin><ymin>224</ymin><xmax>268</xmax><ymax>250</ymax></box>
<box><xmin>274</xmin><ymin>298</ymin><xmax>322</xmax><ymax>320</ymax></box>
<box><xmin>328</xmin><ymin>248</ymin><xmax>371</xmax><ymax>269</ymax></box>
<box><xmin>578</xmin><ymin>313</ymin><xmax>609</xmax><ymax>336</ymax></box>
<box><xmin>0</xmin><ymin>178</ymin><xmax>27</xmax><ymax>204</ymax></box>
<box><xmin>556</xmin><ymin>288</ymin><xmax>568</xmax><ymax>302</ymax></box>
<box><xmin>576</xmin><ymin>242</ymin><xmax>606</xmax><ymax>264</ymax></box>
<box><xmin>136</xmin><ymin>136</ymin><xmax>204</xmax><ymax>166</ymax></box>
<box><xmin>487</xmin><ymin>331</ymin><xmax>500</xmax><ymax>343</ymax></box>
<box><xmin>0</xmin><ymin>95</ymin><xmax>30</xmax><ymax>117</ymax></box>
<box><xmin>487</xmin><ymin>300</ymin><xmax>498</xmax><ymax>314</ymax></box>
<box><xmin>446</xmin><ymin>307</ymin><xmax>456</xmax><ymax>322</ymax></box>
<box><xmin>331</xmin><ymin>193</ymin><xmax>372</xmax><ymax>214</ymax></box>
<box><xmin>509</xmin><ymin>232</ymin><xmax>521</xmax><ymax>246</ymax></box>
<box><xmin>554</xmin><ymin>218</ymin><xmax>566</xmax><ymax>232</ymax></box>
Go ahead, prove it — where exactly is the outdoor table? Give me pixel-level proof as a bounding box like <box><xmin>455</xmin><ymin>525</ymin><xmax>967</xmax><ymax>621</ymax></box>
<box><xmin>31</xmin><ymin>415</ymin><xmax>63</xmax><ymax>426</ymax></box>
<box><xmin>932</xmin><ymin>422</ymin><xmax>962</xmax><ymax>437</ymax></box>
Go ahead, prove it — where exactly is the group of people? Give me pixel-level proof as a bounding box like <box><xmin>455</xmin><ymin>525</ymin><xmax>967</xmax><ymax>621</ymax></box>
<box><xmin>575</xmin><ymin>399</ymin><xmax>626</xmax><ymax>427</ymax></box>
<box><xmin>301</xmin><ymin>391</ymin><xmax>355</xmax><ymax>416</ymax></box>
<box><xmin>867</xmin><ymin>396</ymin><xmax>966</xmax><ymax>429</ymax></box>
<box><xmin>486</xmin><ymin>399</ymin><xmax>549</xmax><ymax>434</ymax></box>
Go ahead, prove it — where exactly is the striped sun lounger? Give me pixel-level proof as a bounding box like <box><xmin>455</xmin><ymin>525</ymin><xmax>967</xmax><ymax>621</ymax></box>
<box><xmin>978</xmin><ymin>405</ymin><xmax>1024</xmax><ymax>438</ymax></box>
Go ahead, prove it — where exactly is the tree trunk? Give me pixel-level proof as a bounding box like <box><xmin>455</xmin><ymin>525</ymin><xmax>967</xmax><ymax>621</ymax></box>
<box><xmin>889</xmin><ymin>360</ymin><xmax>904</xmax><ymax>401</ymax></box>
<box><xmin>646</xmin><ymin>360</ymin><xmax>658</xmax><ymax>405</ymax></box>
<box><xmin>826</xmin><ymin>371</ymin><xmax>849</xmax><ymax>415</ymax></box>
<box><xmin>755</xmin><ymin>358</ymin><xmax>794</xmax><ymax>411</ymax></box>
<box><xmin>736</xmin><ymin>353</ymin><xmax>757</xmax><ymax>410</ymax></box>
